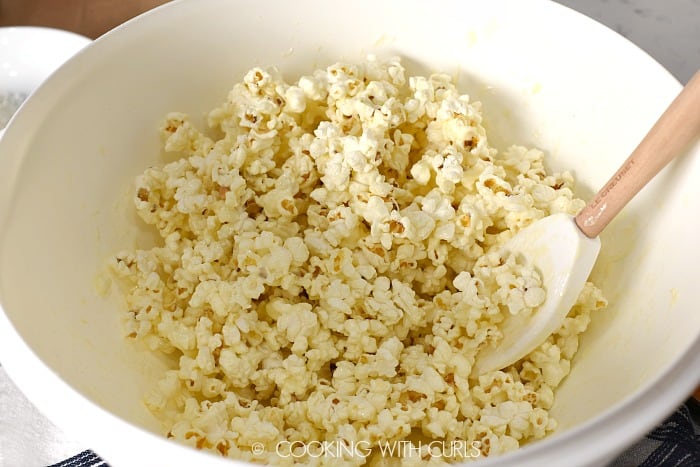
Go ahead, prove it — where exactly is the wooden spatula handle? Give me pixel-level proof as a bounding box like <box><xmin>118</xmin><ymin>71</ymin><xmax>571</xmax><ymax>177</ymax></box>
<box><xmin>576</xmin><ymin>71</ymin><xmax>700</xmax><ymax>238</ymax></box>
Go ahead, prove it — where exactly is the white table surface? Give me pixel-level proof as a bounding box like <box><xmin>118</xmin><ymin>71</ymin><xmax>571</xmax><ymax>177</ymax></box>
<box><xmin>1</xmin><ymin>1</ymin><xmax>699</xmax><ymax>466</ymax></box>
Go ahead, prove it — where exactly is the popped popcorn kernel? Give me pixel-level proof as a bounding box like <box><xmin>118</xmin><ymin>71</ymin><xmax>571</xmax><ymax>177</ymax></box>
<box><xmin>108</xmin><ymin>57</ymin><xmax>605</xmax><ymax>465</ymax></box>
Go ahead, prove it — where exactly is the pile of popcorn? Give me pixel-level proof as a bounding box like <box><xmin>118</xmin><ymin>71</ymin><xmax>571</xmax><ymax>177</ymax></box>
<box><xmin>108</xmin><ymin>56</ymin><xmax>606</xmax><ymax>465</ymax></box>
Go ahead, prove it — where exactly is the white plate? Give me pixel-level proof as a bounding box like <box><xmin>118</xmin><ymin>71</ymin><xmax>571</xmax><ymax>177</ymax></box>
<box><xmin>0</xmin><ymin>26</ymin><xmax>90</xmax><ymax>128</ymax></box>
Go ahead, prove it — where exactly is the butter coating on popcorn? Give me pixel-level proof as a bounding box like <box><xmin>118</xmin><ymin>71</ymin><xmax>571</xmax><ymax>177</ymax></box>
<box><xmin>109</xmin><ymin>56</ymin><xmax>606</xmax><ymax>465</ymax></box>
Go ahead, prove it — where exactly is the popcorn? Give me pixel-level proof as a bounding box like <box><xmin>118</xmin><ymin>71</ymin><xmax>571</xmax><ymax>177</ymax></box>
<box><xmin>108</xmin><ymin>57</ymin><xmax>606</xmax><ymax>465</ymax></box>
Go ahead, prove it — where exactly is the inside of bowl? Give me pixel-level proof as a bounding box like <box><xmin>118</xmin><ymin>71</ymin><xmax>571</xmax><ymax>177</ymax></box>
<box><xmin>0</xmin><ymin>0</ymin><xmax>698</xmax><ymax>463</ymax></box>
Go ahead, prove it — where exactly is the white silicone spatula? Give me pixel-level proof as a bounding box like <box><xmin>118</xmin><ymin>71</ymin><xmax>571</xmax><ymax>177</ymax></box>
<box><xmin>473</xmin><ymin>71</ymin><xmax>700</xmax><ymax>375</ymax></box>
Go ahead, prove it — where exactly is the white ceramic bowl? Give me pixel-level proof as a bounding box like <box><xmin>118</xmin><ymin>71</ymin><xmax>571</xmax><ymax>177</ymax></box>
<box><xmin>1</xmin><ymin>1</ymin><xmax>699</xmax><ymax>466</ymax></box>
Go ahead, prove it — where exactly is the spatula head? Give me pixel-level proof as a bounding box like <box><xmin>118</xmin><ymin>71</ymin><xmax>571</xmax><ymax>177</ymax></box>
<box><xmin>472</xmin><ymin>213</ymin><xmax>601</xmax><ymax>375</ymax></box>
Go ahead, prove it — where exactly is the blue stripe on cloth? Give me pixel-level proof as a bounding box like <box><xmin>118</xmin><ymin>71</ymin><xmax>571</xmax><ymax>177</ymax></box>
<box><xmin>639</xmin><ymin>404</ymin><xmax>700</xmax><ymax>467</ymax></box>
<box><xmin>47</xmin><ymin>450</ymin><xmax>109</xmax><ymax>467</ymax></box>
<box><xmin>609</xmin><ymin>401</ymin><xmax>700</xmax><ymax>467</ymax></box>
